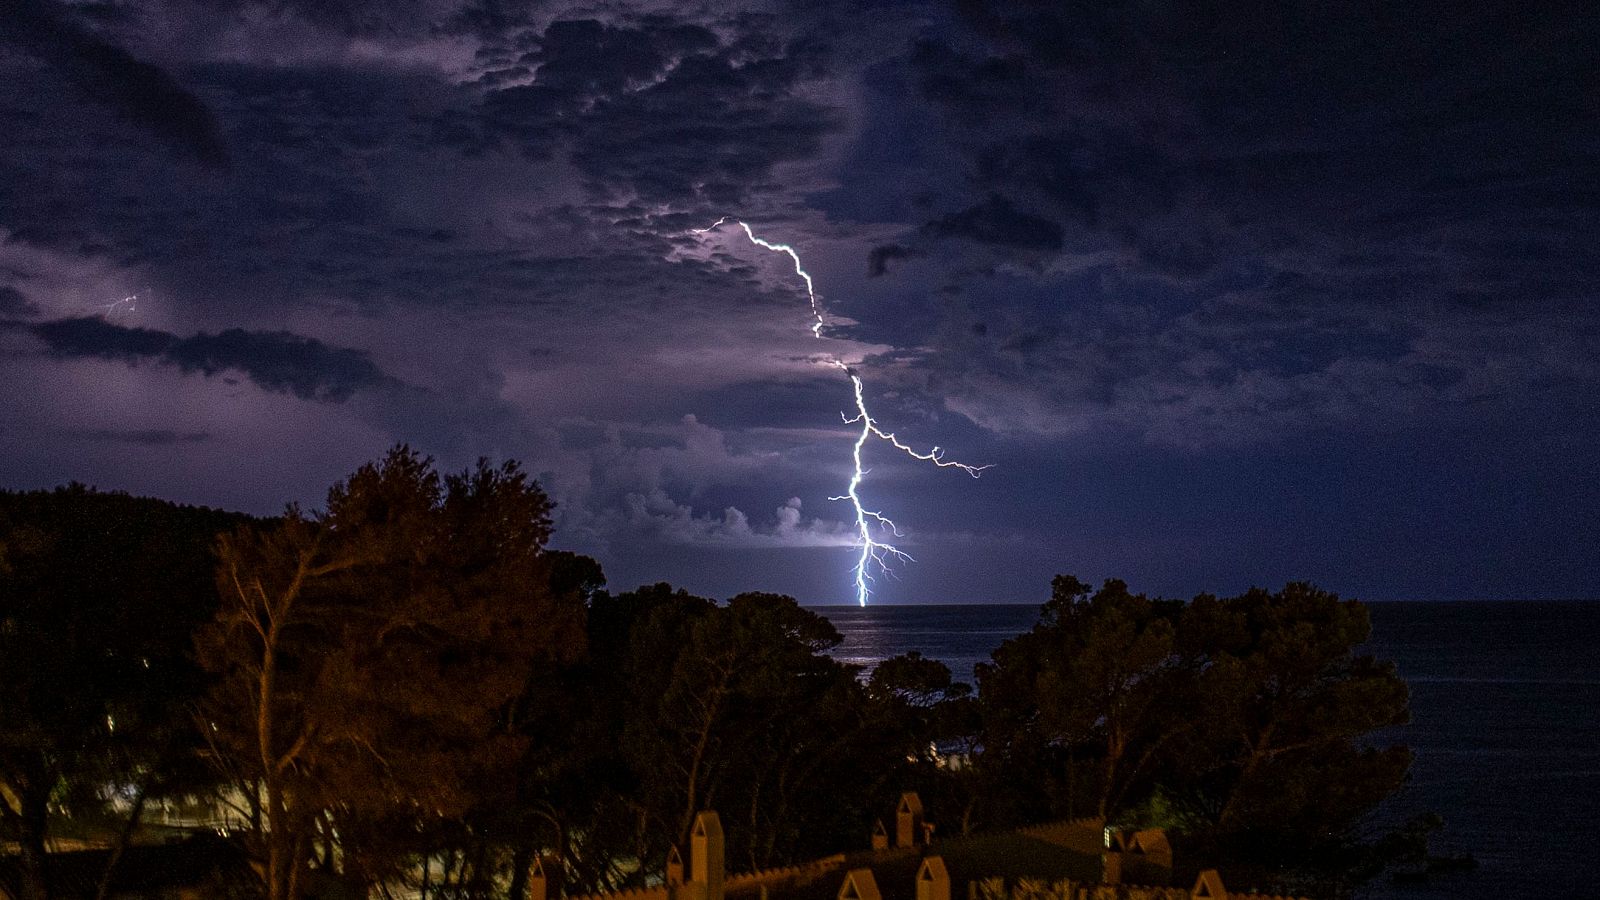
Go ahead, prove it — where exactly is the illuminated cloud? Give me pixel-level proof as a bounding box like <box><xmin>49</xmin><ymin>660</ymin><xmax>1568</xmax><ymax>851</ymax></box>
<box><xmin>0</xmin><ymin>0</ymin><xmax>1596</xmax><ymax>601</ymax></box>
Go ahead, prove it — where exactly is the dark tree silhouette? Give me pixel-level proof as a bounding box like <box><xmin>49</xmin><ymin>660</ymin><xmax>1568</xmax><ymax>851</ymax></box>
<box><xmin>0</xmin><ymin>485</ymin><xmax>247</xmax><ymax>900</ymax></box>
<box><xmin>195</xmin><ymin>447</ymin><xmax>585</xmax><ymax>900</ymax></box>
<box><xmin>974</xmin><ymin>576</ymin><xmax>1412</xmax><ymax>892</ymax></box>
<box><xmin>495</xmin><ymin>585</ymin><xmax>931</xmax><ymax>896</ymax></box>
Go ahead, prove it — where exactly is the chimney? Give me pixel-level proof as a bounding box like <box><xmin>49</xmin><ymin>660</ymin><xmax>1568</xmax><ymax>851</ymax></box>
<box><xmin>667</xmin><ymin>846</ymin><xmax>684</xmax><ymax>886</ymax></box>
<box><xmin>1191</xmin><ymin>870</ymin><xmax>1227</xmax><ymax>900</ymax></box>
<box><xmin>529</xmin><ymin>856</ymin><xmax>549</xmax><ymax>900</ymax></box>
<box><xmin>896</xmin><ymin>793</ymin><xmax>925</xmax><ymax>848</ymax></box>
<box><xmin>1123</xmin><ymin>829</ymin><xmax>1172</xmax><ymax>885</ymax></box>
<box><xmin>871</xmin><ymin>820</ymin><xmax>889</xmax><ymax>851</ymax></box>
<box><xmin>917</xmin><ymin>857</ymin><xmax>950</xmax><ymax>900</ymax></box>
<box><xmin>838</xmin><ymin>869</ymin><xmax>883</xmax><ymax>900</ymax></box>
<box><xmin>690</xmin><ymin>812</ymin><xmax>725</xmax><ymax>900</ymax></box>
<box><xmin>1101</xmin><ymin>851</ymin><xmax>1122</xmax><ymax>886</ymax></box>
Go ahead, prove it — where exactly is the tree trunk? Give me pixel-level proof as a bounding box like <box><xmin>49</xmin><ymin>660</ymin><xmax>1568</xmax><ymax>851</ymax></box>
<box><xmin>14</xmin><ymin>757</ymin><xmax>52</xmax><ymax>900</ymax></box>
<box><xmin>677</xmin><ymin>667</ymin><xmax>731</xmax><ymax>843</ymax></box>
<box><xmin>286</xmin><ymin>829</ymin><xmax>308</xmax><ymax>900</ymax></box>
<box><xmin>16</xmin><ymin>834</ymin><xmax>49</xmax><ymax>900</ymax></box>
<box><xmin>507</xmin><ymin>842</ymin><xmax>535</xmax><ymax>900</ymax></box>
<box><xmin>468</xmin><ymin>839</ymin><xmax>491</xmax><ymax>899</ymax></box>
<box><xmin>94</xmin><ymin>780</ymin><xmax>151</xmax><ymax>900</ymax></box>
<box><xmin>16</xmin><ymin>813</ymin><xmax>50</xmax><ymax>900</ymax></box>
<box><xmin>745</xmin><ymin>779</ymin><xmax>763</xmax><ymax>871</ymax></box>
<box><xmin>266</xmin><ymin>779</ymin><xmax>288</xmax><ymax>900</ymax></box>
<box><xmin>1217</xmin><ymin>724</ymin><xmax>1275</xmax><ymax>830</ymax></box>
<box><xmin>257</xmin><ymin>569</ymin><xmax>297</xmax><ymax>900</ymax></box>
<box><xmin>1097</xmin><ymin>730</ymin><xmax>1125</xmax><ymax>819</ymax></box>
<box><xmin>1065</xmin><ymin>744</ymin><xmax>1076</xmax><ymax>819</ymax></box>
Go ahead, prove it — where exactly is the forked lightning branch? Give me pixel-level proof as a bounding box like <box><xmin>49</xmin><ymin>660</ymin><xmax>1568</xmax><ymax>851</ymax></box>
<box><xmin>693</xmin><ymin>219</ymin><xmax>987</xmax><ymax>606</ymax></box>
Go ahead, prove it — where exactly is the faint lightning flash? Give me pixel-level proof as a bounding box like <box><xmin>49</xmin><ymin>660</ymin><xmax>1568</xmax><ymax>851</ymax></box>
<box><xmin>693</xmin><ymin>218</ymin><xmax>988</xmax><ymax>605</ymax></box>
<box><xmin>100</xmin><ymin>294</ymin><xmax>138</xmax><ymax>317</ymax></box>
<box><xmin>78</xmin><ymin>291</ymin><xmax>141</xmax><ymax>319</ymax></box>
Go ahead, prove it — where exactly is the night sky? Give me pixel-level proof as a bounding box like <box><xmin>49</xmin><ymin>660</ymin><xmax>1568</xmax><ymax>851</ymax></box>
<box><xmin>3</xmin><ymin>0</ymin><xmax>1596</xmax><ymax>603</ymax></box>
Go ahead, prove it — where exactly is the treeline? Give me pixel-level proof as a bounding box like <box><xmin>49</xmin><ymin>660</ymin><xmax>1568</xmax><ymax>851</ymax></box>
<box><xmin>965</xmin><ymin>577</ymin><xmax>1423</xmax><ymax>892</ymax></box>
<box><xmin>0</xmin><ymin>448</ymin><xmax>1422</xmax><ymax>900</ymax></box>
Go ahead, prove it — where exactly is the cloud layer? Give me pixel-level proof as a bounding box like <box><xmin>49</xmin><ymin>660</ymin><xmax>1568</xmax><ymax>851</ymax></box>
<box><xmin>14</xmin><ymin>317</ymin><xmax>398</xmax><ymax>402</ymax></box>
<box><xmin>1</xmin><ymin>0</ymin><xmax>1595</xmax><ymax>602</ymax></box>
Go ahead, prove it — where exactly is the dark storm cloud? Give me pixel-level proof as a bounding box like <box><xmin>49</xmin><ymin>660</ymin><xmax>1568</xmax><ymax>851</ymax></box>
<box><xmin>920</xmin><ymin>195</ymin><xmax>1063</xmax><ymax>251</ymax></box>
<box><xmin>820</xmin><ymin>0</ymin><xmax>1600</xmax><ymax>448</ymax></box>
<box><xmin>0</xmin><ymin>5</ymin><xmax>847</xmax><ymax>324</ymax></box>
<box><xmin>0</xmin><ymin>287</ymin><xmax>39</xmax><ymax>317</ymax></box>
<box><xmin>867</xmin><ymin>244</ymin><xmax>917</xmax><ymax>278</ymax></box>
<box><xmin>1</xmin><ymin>0</ymin><xmax>228</xmax><ymax>166</ymax></box>
<box><xmin>453</xmin><ymin>16</ymin><xmax>840</xmax><ymax>204</ymax></box>
<box><xmin>901</xmin><ymin>0</ymin><xmax>1600</xmax><ymax>289</ymax></box>
<box><xmin>0</xmin><ymin>57</ymin><xmax>498</xmax><ymax>315</ymax></box>
<box><xmin>14</xmin><ymin>317</ymin><xmax>397</xmax><ymax>402</ymax></box>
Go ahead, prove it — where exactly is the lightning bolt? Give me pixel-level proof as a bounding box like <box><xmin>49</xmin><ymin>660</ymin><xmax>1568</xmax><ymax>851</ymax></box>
<box><xmin>82</xmin><ymin>292</ymin><xmax>140</xmax><ymax>319</ymax></box>
<box><xmin>693</xmin><ymin>219</ymin><xmax>988</xmax><ymax>605</ymax></box>
<box><xmin>100</xmin><ymin>294</ymin><xmax>139</xmax><ymax>318</ymax></box>
<box><xmin>696</xmin><ymin>217</ymin><xmax>825</xmax><ymax>337</ymax></box>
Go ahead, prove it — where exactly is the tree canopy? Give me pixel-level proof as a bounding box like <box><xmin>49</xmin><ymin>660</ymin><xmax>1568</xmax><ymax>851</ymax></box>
<box><xmin>972</xmin><ymin>576</ymin><xmax>1413</xmax><ymax>893</ymax></box>
<box><xmin>195</xmin><ymin>448</ymin><xmax>586</xmax><ymax>900</ymax></box>
<box><xmin>0</xmin><ymin>459</ymin><xmax>1422</xmax><ymax>900</ymax></box>
<box><xmin>0</xmin><ymin>485</ymin><xmax>251</xmax><ymax>900</ymax></box>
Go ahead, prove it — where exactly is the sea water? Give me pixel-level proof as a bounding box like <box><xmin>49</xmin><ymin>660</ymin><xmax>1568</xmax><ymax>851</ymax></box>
<box><xmin>813</xmin><ymin>600</ymin><xmax>1600</xmax><ymax>900</ymax></box>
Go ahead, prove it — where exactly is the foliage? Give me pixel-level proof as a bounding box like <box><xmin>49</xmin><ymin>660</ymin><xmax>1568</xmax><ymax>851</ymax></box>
<box><xmin>504</xmin><ymin>585</ymin><xmax>930</xmax><ymax>895</ymax></box>
<box><xmin>974</xmin><ymin>576</ymin><xmax>1413</xmax><ymax>891</ymax></box>
<box><xmin>195</xmin><ymin>447</ymin><xmax>585</xmax><ymax>900</ymax></box>
<box><xmin>0</xmin><ymin>485</ymin><xmax>249</xmax><ymax>900</ymax></box>
<box><xmin>2</xmin><ymin>463</ymin><xmax>1421</xmax><ymax>899</ymax></box>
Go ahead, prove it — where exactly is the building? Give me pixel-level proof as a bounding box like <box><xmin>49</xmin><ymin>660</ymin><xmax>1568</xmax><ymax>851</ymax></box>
<box><xmin>552</xmin><ymin>797</ymin><xmax>1308</xmax><ymax>900</ymax></box>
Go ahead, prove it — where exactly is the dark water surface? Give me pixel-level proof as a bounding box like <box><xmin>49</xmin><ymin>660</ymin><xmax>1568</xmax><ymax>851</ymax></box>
<box><xmin>813</xmin><ymin>600</ymin><xmax>1600</xmax><ymax>900</ymax></box>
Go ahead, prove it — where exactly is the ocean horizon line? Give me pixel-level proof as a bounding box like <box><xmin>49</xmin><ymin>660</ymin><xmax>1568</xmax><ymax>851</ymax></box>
<box><xmin>803</xmin><ymin>597</ymin><xmax>1600</xmax><ymax>608</ymax></box>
